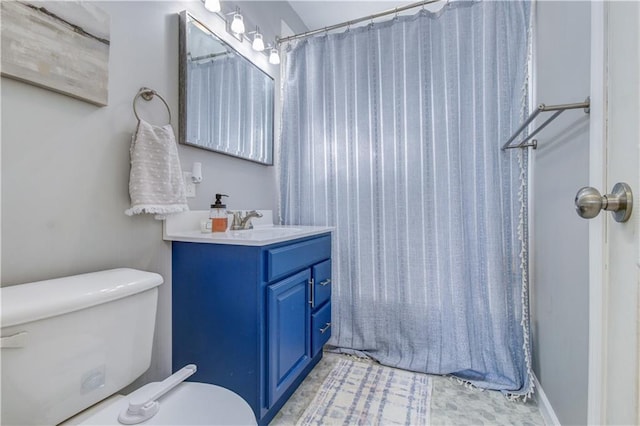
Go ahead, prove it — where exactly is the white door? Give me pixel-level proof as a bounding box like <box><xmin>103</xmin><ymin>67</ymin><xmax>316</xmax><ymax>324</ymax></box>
<box><xmin>588</xmin><ymin>2</ymin><xmax>640</xmax><ymax>424</ymax></box>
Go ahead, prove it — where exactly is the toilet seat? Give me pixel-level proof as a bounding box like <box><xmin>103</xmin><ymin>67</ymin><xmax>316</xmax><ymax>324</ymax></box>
<box><xmin>77</xmin><ymin>382</ymin><xmax>256</xmax><ymax>425</ymax></box>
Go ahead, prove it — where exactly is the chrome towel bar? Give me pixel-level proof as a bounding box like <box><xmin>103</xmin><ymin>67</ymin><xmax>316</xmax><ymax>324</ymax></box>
<box><xmin>502</xmin><ymin>97</ymin><xmax>590</xmax><ymax>151</ymax></box>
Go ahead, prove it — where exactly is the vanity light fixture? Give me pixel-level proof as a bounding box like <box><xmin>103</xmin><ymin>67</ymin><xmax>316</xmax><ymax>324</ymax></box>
<box><xmin>269</xmin><ymin>44</ymin><xmax>280</xmax><ymax>65</ymax></box>
<box><xmin>203</xmin><ymin>0</ymin><xmax>220</xmax><ymax>13</ymax></box>
<box><xmin>250</xmin><ymin>27</ymin><xmax>265</xmax><ymax>52</ymax></box>
<box><xmin>230</xmin><ymin>10</ymin><xmax>245</xmax><ymax>35</ymax></box>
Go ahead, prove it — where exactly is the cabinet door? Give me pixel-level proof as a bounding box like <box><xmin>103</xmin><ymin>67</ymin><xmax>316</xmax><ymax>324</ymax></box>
<box><xmin>267</xmin><ymin>269</ymin><xmax>311</xmax><ymax>406</ymax></box>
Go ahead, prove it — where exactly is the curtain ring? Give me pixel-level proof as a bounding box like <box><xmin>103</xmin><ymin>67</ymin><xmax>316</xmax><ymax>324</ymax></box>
<box><xmin>132</xmin><ymin>87</ymin><xmax>171</xmax><ymax>124</ymax></box>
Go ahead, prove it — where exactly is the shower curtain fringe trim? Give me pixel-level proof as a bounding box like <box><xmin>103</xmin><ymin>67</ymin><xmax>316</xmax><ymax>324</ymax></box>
<box><xmin>509</xmin><ymin>6</ymin><xmax>536</xmax><ymax>400</ymax></box>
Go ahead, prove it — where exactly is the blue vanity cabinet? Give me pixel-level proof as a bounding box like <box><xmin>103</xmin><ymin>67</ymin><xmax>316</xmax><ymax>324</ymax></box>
<box><xmin>172</xmin><ymin>233</ymin><xmax>331</xmax><ymax>425</ymax></box>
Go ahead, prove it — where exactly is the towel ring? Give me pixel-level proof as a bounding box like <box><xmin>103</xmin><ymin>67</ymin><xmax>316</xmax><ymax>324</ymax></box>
<box><xmin>133</xmin><ymin>87</ymin><xmax>171</xmax><ymax>124</ymax></box>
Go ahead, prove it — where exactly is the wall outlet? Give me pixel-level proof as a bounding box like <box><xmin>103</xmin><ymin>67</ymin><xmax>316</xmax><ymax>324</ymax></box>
<box><xmin>183</xmin><ymin>172</ymin><xmax>196</xmax><ymax>198</ymax></box>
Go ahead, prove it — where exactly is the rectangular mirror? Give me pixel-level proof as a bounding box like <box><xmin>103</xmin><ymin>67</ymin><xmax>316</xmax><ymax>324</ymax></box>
<box><xmin>179</xmin><ymin>11</ymin><xmax>274</xmax><ymax>165</ymax></box>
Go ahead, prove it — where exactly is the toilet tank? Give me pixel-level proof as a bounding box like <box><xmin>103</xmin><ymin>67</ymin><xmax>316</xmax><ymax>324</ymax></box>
<box><xmin>1</xmin><ymin>268</ymin><xmax>163</xmax><ymax>426</ymax></box>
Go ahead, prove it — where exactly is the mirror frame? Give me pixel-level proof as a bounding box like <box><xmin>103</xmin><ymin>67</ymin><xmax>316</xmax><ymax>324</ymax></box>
<box><xmin>178</xmin><ymin>10</ymin><xmax>275</xmax><ymax>165</ymax></box>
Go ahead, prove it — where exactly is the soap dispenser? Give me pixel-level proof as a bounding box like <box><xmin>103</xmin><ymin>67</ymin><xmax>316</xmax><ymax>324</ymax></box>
<box><xmin>210</xmin><ymin>194</ymin><xmax>229</xmax><ymax>232</ymax></box>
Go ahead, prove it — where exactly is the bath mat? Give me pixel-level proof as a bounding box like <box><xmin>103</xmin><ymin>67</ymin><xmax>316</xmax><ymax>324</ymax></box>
<box><xmin>296</xmin><ymin>358</ymin><xmax>432</xmax><ymax>425</ymax></box>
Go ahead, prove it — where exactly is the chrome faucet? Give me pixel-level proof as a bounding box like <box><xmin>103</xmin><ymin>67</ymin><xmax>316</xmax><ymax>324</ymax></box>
<box><xmin>230</xmin><ymin>210</ymin><xmax>263</xmax><ymax>230</ymax></box>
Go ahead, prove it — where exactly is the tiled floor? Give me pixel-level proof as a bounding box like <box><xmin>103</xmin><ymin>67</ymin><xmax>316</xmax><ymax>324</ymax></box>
<box><xmin>271</xmin><ymin>353</ymin><xmax>545</xmax><ymax>425</ymax></box>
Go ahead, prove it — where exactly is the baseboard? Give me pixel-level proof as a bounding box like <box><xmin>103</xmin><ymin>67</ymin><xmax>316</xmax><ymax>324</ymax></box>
<box><xmin>534</xmin><ymin>374</ymin><xmax>561</xmax><ymax>426</ymax></box>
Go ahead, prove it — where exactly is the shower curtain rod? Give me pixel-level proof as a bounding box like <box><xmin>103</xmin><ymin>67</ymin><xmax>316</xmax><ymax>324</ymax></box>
<box><xmin>277</xmin><ymin>0</ymin><xmax>444</xmax><ymax>44</ymax></box>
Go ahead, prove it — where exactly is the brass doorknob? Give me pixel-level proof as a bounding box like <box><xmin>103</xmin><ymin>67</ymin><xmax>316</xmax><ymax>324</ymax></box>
<box><xmin>575</xmin><ymin>182</ymin><xmax>633</xmax><ymax>223</ymax></box>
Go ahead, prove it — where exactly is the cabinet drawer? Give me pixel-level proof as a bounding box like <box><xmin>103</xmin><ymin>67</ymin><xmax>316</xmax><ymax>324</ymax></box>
<box><xmin>266</xmin><ymin>235</ymin><xmax>331</xmax><ymax>282</ymax></box>
<box><xmin>313</xmin><ymin>260</ymin><xmax>331</xmax><ymax>308</ymax></box>
<box><xmin>311</xmin><ymin>302</ymin><xmax>332</xmax><ymax>357</ymax></box>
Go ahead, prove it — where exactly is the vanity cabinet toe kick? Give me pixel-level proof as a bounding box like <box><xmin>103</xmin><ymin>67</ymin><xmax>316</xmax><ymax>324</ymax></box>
<box><xmin>172</xmin><ymin>233</ymin><xmax>332</xmax><ymax>425</ymax></box>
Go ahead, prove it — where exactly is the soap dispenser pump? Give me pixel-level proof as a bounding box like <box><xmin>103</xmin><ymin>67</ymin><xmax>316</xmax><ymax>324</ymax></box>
<box><xmin>210</xmin><ymin>194</ymin><xmax>229</xmax><ymax>232</ymax></box>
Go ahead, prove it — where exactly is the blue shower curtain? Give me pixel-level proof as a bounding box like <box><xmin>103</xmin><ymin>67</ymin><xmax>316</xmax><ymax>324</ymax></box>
<box><xmin>279</xmin><ymin>1</ymin><xmax>532</xmax><ymax>396</ymax></box>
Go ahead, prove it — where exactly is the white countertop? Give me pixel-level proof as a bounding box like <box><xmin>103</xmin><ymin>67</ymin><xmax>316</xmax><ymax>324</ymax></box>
<box><xmin>163</xmin><ymin>210</ymin><xmax>333</xmax><ymax>246</ymax></box>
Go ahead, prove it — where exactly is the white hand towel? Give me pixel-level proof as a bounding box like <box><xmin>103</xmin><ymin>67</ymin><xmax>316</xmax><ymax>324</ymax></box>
<box><xmin>125</xmin><ymin>119</ymin><xmax>189</xmax><ymax>218</ymax></box>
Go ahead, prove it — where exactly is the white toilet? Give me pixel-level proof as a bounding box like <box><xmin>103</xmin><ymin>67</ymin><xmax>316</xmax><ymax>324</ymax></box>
<box><xmin>0</xmin><ymin>268</ymin><xmax>256</xmax><ymax>425</ymax></box>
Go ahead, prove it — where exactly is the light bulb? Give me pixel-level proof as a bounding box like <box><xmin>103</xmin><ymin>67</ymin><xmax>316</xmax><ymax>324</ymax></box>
<box><xmin>230</xmin><ymin>13</ymin><xmax>245</xmax><ymax>34</ymax></box>
<box><xmin>203</xmin><ymin>0</ymin><xmax>220</xmax><ymax>13</ymax></box>
<box><xmin>269</xmin><ymin>47</ymin><xmax>280</xmax><ymax>65</ymax></box>
<box><xmin>252</xmin><ymin>33</ymin><xmax>265</xmax><ymax>52</ymax></box>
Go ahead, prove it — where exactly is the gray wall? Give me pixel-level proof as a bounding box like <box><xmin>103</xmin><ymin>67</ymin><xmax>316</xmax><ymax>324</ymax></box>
<box><xmin>531</xmin><ymin>2</ymin><xmax>590</xmax><ymax>424</ymax></box>
<box><xmin>1</xmin><ymin>0</ymin><xmax>306</xmax><ymax>385</ymax></box>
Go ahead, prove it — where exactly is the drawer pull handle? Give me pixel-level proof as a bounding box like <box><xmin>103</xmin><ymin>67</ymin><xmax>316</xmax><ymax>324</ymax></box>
<box><xmin>319</xmin><ymin>322</ymin><xmax>331</xmax><ymax>334</ymax></box>
<box><xmin>319</xmin><ymin>278</ymin><xmax>331</xmax><ymax>286</ymax></box>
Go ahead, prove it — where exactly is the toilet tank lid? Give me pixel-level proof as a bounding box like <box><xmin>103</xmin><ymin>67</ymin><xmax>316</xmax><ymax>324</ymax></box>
<box><xmin>1</xmin><ymin>268</ymin><xmax>163</xmax><ymax>328</ymax></box>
